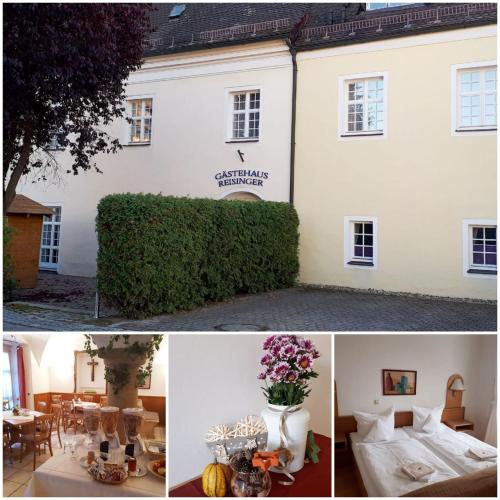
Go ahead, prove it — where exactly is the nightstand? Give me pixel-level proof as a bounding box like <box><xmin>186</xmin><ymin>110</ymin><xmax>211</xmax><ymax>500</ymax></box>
<box><xmin>444</xmin><ymin>419</ymin><xmax>474</xmax><ymax>432</ymax></box>
<box><xmin>335</xmin><ymin>432</ymin><xmax>351</xmax><ymax>466</ymax></box>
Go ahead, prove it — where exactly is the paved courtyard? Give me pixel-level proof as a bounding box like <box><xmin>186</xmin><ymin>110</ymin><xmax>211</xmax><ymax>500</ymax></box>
<box><xmin>3</xmin><ymin>272</ymin><xmax>496</xmax><ymax>331</ymax></box>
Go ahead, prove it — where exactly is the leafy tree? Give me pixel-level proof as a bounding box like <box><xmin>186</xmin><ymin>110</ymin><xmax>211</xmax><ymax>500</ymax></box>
<box><xmin>3</xmin><ymin>3</ymin><xmax>152</xmax><ymax>214</ymax></box>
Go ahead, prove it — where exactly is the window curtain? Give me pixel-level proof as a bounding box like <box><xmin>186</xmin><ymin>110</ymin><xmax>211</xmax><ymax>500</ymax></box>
<box><xmin>484</xmin><ymin>378</ymin><xmax>497</xmax><ymax>446</ymax></box>
<box><xmin>16</xmin><ymin>345</ymin><xmax>26</xmax><ymax>408</ymax></box>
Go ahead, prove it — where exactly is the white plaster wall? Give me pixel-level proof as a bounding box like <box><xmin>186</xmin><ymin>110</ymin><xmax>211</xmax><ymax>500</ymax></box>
<box><xmin>466</xmin><ymin>335</ymin><xmax>497</xmax><ymax>441</ymax></box>
<box><xmin>335</xmin><ymin>334</ymin><xmax>496</xmax><ymax>440</ymax></box>
<box><xmin>20</xmin><ymin>40</ymin><xmax>293</xmax><ymax>277</ymax></box>
<box><xmin>169</xmin><ymin>334</ymin><xmax>331</xmax><ymax>487</ymax></box>
<box><xmin>28</xmin><ymin>349</ymin><xmax>50</xmax><ymax>396</ymax></box>
<box><xmin>140</xmin><ymin>337</ymin><xmax>167</xmax><ymax>398</ymax></box>
<box><xmin>295</xmin><ymin>27</ymin><xmax>497</xmax><ymax>299</ymax></box>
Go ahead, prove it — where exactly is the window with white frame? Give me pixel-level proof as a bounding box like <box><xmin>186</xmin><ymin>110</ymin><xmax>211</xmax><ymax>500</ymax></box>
<box><xmin>352</xmin><ymin>222</ymin><xmax>374</xmax><ymax>263</ymax></box>
<box><xmin>344</xmin><ymin>217</ymin><xmax>378</xmax><ymax>268</ymax></box>
<box><xmin>39</xmin><ymin>206</ymin><xmax>62</xmax><ymax>270</ymax></box>
<box><xmin>128</xmin><ymin>98</ymin><xmax>153</xmax><ymax>144</ymax></box>
<box><xmin>230</xmin><ymin>90</ymin><xmax>260</xmax><ymax>140</ymax></box>
<box><xmin>343</xmin><ymin>77</ymin><xmax>385</xmax><ymax>135</ymax></box>
<box><xmin>468</xmin><ymin>225</ymin><xmax>497</xmax><ymax>274</ymax></box>
<box><xmin>366</xmin><ymin>3</ymin><xmax>410</xmax><ymax>10</ymax></box>
<box><xmin>456</xmin><ymin>66</ymin><xmax>497</xmax><ymax>131</ymax></box>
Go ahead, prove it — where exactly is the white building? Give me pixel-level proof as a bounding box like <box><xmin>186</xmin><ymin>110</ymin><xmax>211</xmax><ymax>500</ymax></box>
<box><xmin>21</xmin><ymin>4</ymin><xmax>308</xmax><ymax>276</ymax></box>
<box><xmin>20</xmin><ymin>3</ymin><xmax>497</xmax><ymax>302</ymax></box>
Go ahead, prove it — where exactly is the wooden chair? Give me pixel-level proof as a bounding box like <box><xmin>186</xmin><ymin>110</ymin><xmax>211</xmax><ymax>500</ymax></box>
<box><xmin>19</xmin><ymin>414</ymin><xmax>54</xmax><ymax>470</ymax></box>
<box><xmin>5</xmin><ymin>423</ymin><xmax>24</xmax><ymax>464</ymax></box>
<box><xmin>51</xmin><ymin>403</ymin><xmax>62</xmax><ymax>447</ymax></box>
<box><xmin>61</xmin><ymin>400</ymin><xmax>82</xmax><ymax>433</ymax></box>
<box><xmin>4</xmin><ymin>423</ymin><xmax>12</xmax><ymax>463</ymax></box>
<box><xmin>37</xmin><ymin>401</ymin><xmax>47</xmax><ymax>413</ymax></box>
<box><xmin>99</xmin><ymin>396</ymin><xmax>108</xmax><ymax>407</ymax></box>
<box><xmin>82</xmin><ymin>395</ymin><xmax>94</xmax><ymax>402</ymax></box>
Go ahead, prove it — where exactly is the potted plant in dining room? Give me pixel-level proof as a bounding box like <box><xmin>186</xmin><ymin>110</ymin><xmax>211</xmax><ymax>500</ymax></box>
<box><xmin>259</xmin><ymin>335</ymin><xmax>320</xmax><ymax>473</ymax></box>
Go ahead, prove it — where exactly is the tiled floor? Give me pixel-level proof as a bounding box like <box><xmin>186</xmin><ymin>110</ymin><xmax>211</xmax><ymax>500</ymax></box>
<box><xmin>3</xmin><ymin>426</ymin><xmax>166</xmax><ymax>497</ymax></box>
<box><xmin>3</xmin><ymin>434</ymin><xmax>61</xmax><ymax>497</ymax></box>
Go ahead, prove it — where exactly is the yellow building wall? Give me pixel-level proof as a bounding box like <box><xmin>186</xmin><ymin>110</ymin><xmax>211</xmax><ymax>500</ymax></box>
<box><xmin>295</xmin><ymin>28</ymin><xmax>497</xmax><ymax>300</ymax></box>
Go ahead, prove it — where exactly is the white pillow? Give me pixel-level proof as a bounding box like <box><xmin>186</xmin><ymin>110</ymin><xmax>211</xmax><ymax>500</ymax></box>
<box><xmin>413</xmin><ymin>404</ymin><xmax>444</xmax><ymax>433</ymax></box>
<box><xmin>363</xmin><ymin>417</ymin><xmax>395</xmax><ymax>443</ymax></box>
<box><xmin>353</xmin><ymin>407</ymin><xmax>395</xmax><ymax>440</ymax></box>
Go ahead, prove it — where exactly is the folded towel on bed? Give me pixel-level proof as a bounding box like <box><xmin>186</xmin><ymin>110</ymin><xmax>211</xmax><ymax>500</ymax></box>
<box><xmin>401</xmin><ymin>463</ymin><xmax>435</xmax><ymax>481</ymax></box>
<box><xmin>469</xmin><ymin>448</ymin><xmax>497</xmax><ymax>460</ymax></box>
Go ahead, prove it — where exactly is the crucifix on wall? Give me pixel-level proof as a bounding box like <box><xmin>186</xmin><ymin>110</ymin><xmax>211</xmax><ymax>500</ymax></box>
<box><xmin>87</xmin><ymin>359</ymin><xmax>99</xmax><ymax>382</ymax></box>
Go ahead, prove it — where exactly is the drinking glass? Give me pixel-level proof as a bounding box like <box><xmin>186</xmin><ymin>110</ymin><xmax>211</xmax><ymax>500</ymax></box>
<box><xmin>63</xmin><ymin>428</ymin><xmax>76</xmax><ymax>455</ymax></box>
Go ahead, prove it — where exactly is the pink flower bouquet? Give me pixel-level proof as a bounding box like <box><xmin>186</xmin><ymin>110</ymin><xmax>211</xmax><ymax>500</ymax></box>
<box><xmin>258</xmin><ymin>335</ymin><xmax>319</xmax><ymax>406</ymax></box>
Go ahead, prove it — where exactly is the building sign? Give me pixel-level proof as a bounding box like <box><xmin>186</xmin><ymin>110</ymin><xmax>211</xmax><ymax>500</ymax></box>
<box><xmin>215</xmin><ymin>170</ymin><xmax>269</xmax><ymax>188</ymax></box>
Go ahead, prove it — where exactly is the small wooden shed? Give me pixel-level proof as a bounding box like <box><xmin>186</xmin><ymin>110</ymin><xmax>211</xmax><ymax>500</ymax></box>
<box><xmin>6</xmin><ymin>195</ymin><xmax>53</xmax><ymax>288</ymax></box>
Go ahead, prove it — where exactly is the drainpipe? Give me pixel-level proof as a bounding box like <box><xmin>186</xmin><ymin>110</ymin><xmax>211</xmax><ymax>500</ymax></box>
<box><xmin>286</xmin><ymin>39</ymin><xmax>297</xmax><ymax>205</ymax></box>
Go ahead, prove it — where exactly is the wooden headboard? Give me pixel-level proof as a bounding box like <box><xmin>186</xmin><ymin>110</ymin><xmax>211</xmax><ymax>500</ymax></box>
<box><xmin>335</xmin><ymin>407</ymin><xmax>465</xmax><ymax>435</ymax></box>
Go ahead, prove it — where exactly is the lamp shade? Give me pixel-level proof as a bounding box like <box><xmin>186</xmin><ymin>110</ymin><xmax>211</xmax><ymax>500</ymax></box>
<box><xmin>450</xmin><ymin>378</ymin><xmax>465</xmax><ymax>391</ymax></box>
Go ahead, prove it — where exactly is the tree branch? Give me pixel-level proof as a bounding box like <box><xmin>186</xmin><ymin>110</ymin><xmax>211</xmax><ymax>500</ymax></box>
<box><xmin>3</xmin><ymin>120</ymin><xmax>33</xmax><ymax>215</ymax></box>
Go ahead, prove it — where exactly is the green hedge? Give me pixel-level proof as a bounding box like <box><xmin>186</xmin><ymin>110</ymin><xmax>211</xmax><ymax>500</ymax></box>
<box><xmin>3</xmin><ymin>218</ymin><xmax>16</xmax><ymax>301</ymax></box>
<box><xmin>96</xmin><ymin>194</ymin><xmax>299</xmax><ymax>318</ymax></box>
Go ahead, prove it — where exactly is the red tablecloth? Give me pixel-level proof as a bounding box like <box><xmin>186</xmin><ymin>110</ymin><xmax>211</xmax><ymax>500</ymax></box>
<box><xmin>170</xmin><ymin>434</ymin><xmax>331</xmax><ymax>497</ymax></box>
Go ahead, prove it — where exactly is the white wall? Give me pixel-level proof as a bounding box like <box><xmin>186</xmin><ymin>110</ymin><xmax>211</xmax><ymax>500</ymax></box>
<box><xmin>335</xmin><ymin>334</ymin><xmax>496</xmax><ymax>440</ymax></box>
<box><xmin>169</xmin><ymin>334</ymin><xmax>331</xmax><ymax>487</ymax></box>
<box><xmin>20</xmin><ymin>40</ymin><xmax>293</xmax><ymax>277</ymax></box>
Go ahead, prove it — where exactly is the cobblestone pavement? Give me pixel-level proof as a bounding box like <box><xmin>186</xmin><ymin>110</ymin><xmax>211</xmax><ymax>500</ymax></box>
<box><xmin>11</xmin><ymin>271</ymin><xmax>118</xmax><ymax>316</ymax></box>
<box><xmin>3</xmin><ymin>303</ymin><xmax>121</xmax><ymax>331</ymax></box>
<box><xmin>3</xmin><ymin>273</ymin><xmax>497</xmax><ymax>331</ymax></box>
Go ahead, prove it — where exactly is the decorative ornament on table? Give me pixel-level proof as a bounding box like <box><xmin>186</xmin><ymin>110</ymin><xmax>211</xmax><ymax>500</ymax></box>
<box><xmin>234</xmin><ymin>415</ymin><xmax>267</xmax><ymax>437</ymax></box>
<box><xmin>205</xmin><ymin>415</ymin><xmax>268</xmax><ymax>464</ymax></box>
<box><xmin>205</xmin><ymin>424</ymin><xmax>235</xmax><ymax>442</ymax></box>
<box><xmin>259</xmin><ymin>335</ymin><xmax>320</xmax><ymax>477</ymax></box>
<box><xmin>229</xmin><ymin>448</ymin><xmax>272</xmax><ymax>497</ymax></box>
<box><xmin>305</xmin><ymin>430</ymin><xmax>321</xmax><ymax>464</ymax></box>
<box><xmin>202</xmin><ymin>458</ymin><xmax>231</xmax><ymax>497</ymax></box>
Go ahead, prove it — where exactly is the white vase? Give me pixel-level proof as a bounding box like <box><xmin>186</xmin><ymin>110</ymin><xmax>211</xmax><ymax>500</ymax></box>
<box><xmin>261</xmin><ymin>403</ymin><xmax>310</xmax><ymax>473</ymax></box>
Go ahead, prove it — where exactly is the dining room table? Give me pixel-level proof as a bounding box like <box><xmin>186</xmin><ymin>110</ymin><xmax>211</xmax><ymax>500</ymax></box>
<box><xmin>169</xmin><ymin>433</ymin><xmax>331</xmax><ymax>497</ymax></box>
<box><xmin>3</xmin><ymin>409</ymin><xmax>45</xmax><ymax>426</ymax></box>
<box><xmin>24</xmin><ymin>446</ymin><xmax>166</xmax><ymax>497</ymax></box>
<box><xmin>73</xmin><ymin>400</ymin><xmax>100</xmax><ymax>411</ymax></box>
<box><xmin>3</xmin><ymin>409</ymin><xmax>45</xmax><ymax>462</ymax></box>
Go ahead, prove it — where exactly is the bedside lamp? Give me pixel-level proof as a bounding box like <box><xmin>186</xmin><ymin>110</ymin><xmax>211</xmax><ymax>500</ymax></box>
<box><xmin>446</xmin><ymin>374</ymin><xmax>465</xmax><ymax>409</ymax></box>
<box><xmin>450</xmin><ymin>378</ymin><xmax>465</xmax><ymax>396</ymax></box>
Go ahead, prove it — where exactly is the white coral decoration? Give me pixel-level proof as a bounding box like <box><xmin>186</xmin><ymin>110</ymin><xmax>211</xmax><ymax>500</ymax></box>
<box><xmin>234</xmin><ymin>415</ymin><xmax>267</xmax><ymax>438</ymax></box>
<box><xmin>205</xmin><ymin>424</ymin><xmax>236</xmax><ymax>443</ymax></box>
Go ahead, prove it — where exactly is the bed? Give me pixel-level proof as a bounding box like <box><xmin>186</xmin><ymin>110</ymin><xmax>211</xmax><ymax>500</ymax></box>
<box><xmin>403</xmin><ymin>425</ymin><xmax>497</xmax><ymax>475</ymax></box>
<box><xmin>350</xmin><ymin>429</ymin><xmax>459</xmax><ymax>497</ymax></box>
<box><xmin>338</xmin><ymin>410</ymin><xmax>498</xmax><ymax>497</ymax></box>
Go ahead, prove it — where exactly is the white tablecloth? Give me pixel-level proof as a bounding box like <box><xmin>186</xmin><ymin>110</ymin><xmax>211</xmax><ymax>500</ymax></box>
<box><xmin>24</xmin><ymin>451</ymin><xmax>165</xmax><ymax>497</ymax></box>
<box><xmin>73</xmin><ymin>401</ymin><xmax>99</xmax><ymax>410</ymax></box>
<box><xmin>3</xmin><ymin>410</ymin><xmax>44</xmax><ymax>425</ymax></box>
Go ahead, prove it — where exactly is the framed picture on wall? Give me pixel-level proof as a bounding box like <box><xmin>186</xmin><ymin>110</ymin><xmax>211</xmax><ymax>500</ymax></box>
<box><xmin>382</xmin><ymin>369</ymin><xmax>417</xmax><ymax>396</ymax></box>
<box><xmin>137</xmin><ymin>373</ymin><xmax>151</xmax><ymax>390</ymax></box>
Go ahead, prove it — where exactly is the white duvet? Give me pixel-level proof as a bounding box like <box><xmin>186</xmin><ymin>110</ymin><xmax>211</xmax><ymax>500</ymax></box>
<box><xmin>407</xmin><ymin>427</ymin><xmax>498</xmax><ymax>474</ymax></box>
<box><xmin>357</xmin><ymin>438</ymin><xmax>459</xmax><ymax>497</ymax></box>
